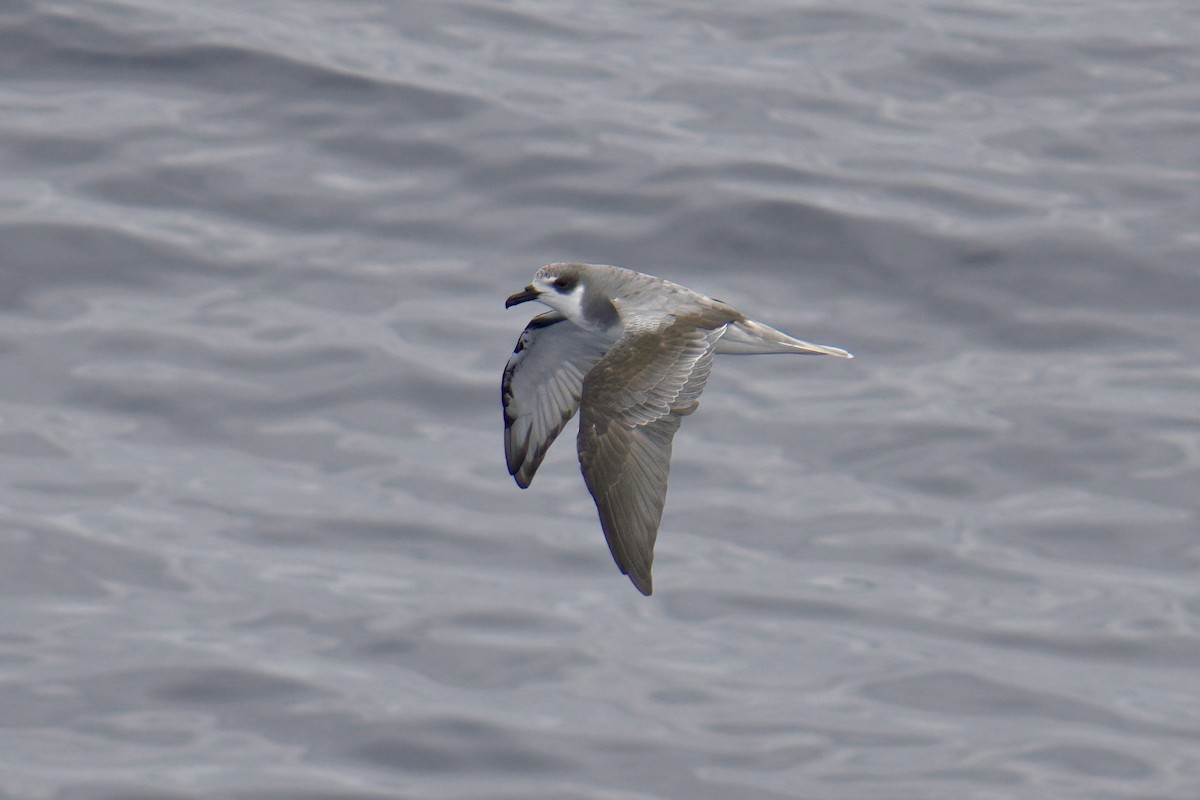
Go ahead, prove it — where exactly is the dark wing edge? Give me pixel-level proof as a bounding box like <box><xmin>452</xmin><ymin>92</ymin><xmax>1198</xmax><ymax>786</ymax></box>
<box><xmin>577</xmin><ymin>321</ymin><xmax>727</xmax><ymax>595</ymax></box>
<box><xmin>502</xmin><ymin>312</ymin><xmax>609</xmax><ymax>488</ymax></box>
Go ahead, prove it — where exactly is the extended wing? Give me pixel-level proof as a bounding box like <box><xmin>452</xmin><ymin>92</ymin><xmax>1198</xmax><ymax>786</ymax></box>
<box><xmin>502</xmin><ymin>312</ymin><xmax>609</xmax><ymax>488</ymax></box>
<box><xmin>576</xmin><ymin>318</ymin><xmax>728</xmax><ymax>595</ymax></box>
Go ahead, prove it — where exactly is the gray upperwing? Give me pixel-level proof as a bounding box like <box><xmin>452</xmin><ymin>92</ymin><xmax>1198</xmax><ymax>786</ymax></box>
<box><xmin>503</xmin><ymin>312</ymin><xmax>609</xmax><ymax>488</ymax></box>
<box><xmin>576</xmin><ymin>319</ymin><xmax>727</xmax><ymax>595</ymax></box>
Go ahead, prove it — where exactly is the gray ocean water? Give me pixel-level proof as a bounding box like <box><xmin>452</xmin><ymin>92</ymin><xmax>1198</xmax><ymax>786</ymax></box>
<box><xmin>2</xmin><ymin>1</ymin><xmax>1199</xmax><ymax>798</ymax></box>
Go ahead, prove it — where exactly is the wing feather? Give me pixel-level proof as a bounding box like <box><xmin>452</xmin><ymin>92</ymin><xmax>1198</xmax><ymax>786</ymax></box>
<box><xmin>577</xmin><ymin>317</ymin><xmax>728</xmax><ymax>595</ymax></box>
<box><xmin>502</xmin><ymin>312</ymin><xmax>609</xmax><ymax>487</ymax></box>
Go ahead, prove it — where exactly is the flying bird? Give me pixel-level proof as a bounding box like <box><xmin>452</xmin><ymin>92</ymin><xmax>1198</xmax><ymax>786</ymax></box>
<box><xmin>502</xmin><ymin>263</ymin><xmax>851</xmax><ymax>595</ymax></box>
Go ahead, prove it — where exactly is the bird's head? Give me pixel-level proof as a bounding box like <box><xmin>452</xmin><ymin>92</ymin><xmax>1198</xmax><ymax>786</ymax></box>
<box><xmin>506</xmin><ymin>263</ymin><xmax>587</xmax><ymax>319</ymax></box>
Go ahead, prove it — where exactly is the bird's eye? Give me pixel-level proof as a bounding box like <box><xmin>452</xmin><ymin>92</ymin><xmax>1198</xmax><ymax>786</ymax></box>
<box><xmin>551</xmin><ymin>277</ymin><xmax>576</xmax><ymax>292</ymax></box>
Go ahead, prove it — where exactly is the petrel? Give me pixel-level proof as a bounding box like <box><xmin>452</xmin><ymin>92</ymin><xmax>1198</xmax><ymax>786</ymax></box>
<box><xmin>503</xmin><ymin>263</ymin><xmax>851</xmax><ymax>595</ymax></box>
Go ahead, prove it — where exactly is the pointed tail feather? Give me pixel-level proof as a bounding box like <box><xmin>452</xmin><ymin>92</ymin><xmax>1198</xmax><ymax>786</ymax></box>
<box><xmin>715</xmin><ymin>319</ymin><xmax>853</xmax><ymax>357</ymax></box>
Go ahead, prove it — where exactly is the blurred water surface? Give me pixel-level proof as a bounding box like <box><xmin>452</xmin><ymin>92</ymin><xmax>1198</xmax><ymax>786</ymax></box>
<box><xmin>1</xmin><ymin>1</ymin><xmax>1199</xmax><ymax>798</ymax></box>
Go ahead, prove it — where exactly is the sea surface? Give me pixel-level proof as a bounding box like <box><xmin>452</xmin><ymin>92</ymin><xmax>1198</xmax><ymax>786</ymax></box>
<box><xmin>1</xmin><ymin>1</ymin><xmax>1199</xmax><ymax>798</ymax></box>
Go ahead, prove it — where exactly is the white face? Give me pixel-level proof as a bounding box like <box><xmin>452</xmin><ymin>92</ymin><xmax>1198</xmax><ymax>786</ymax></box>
<box><xmin>532</xmin><ymin>272</ymin><xmax>588</xmax><ymax>323</ymax></box>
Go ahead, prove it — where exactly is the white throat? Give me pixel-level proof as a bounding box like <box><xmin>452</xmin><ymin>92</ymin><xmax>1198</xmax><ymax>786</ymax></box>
<box><xmin>539</xmin><ymin>284</ymin><xmax>616</xmax><ymax>336</ymax></box>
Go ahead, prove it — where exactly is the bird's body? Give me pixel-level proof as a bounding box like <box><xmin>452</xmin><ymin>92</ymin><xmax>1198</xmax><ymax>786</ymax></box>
<box><xmin>503</xmin><ymin>263</ymin><xmax>851</xmax><ymax>595</ymax></box>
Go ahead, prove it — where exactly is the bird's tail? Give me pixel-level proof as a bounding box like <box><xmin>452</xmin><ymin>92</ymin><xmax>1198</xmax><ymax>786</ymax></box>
<box><xmin>715</xmin><ymin>319</ymin><xmax>853</xmax><ymax>357</ymax></box>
